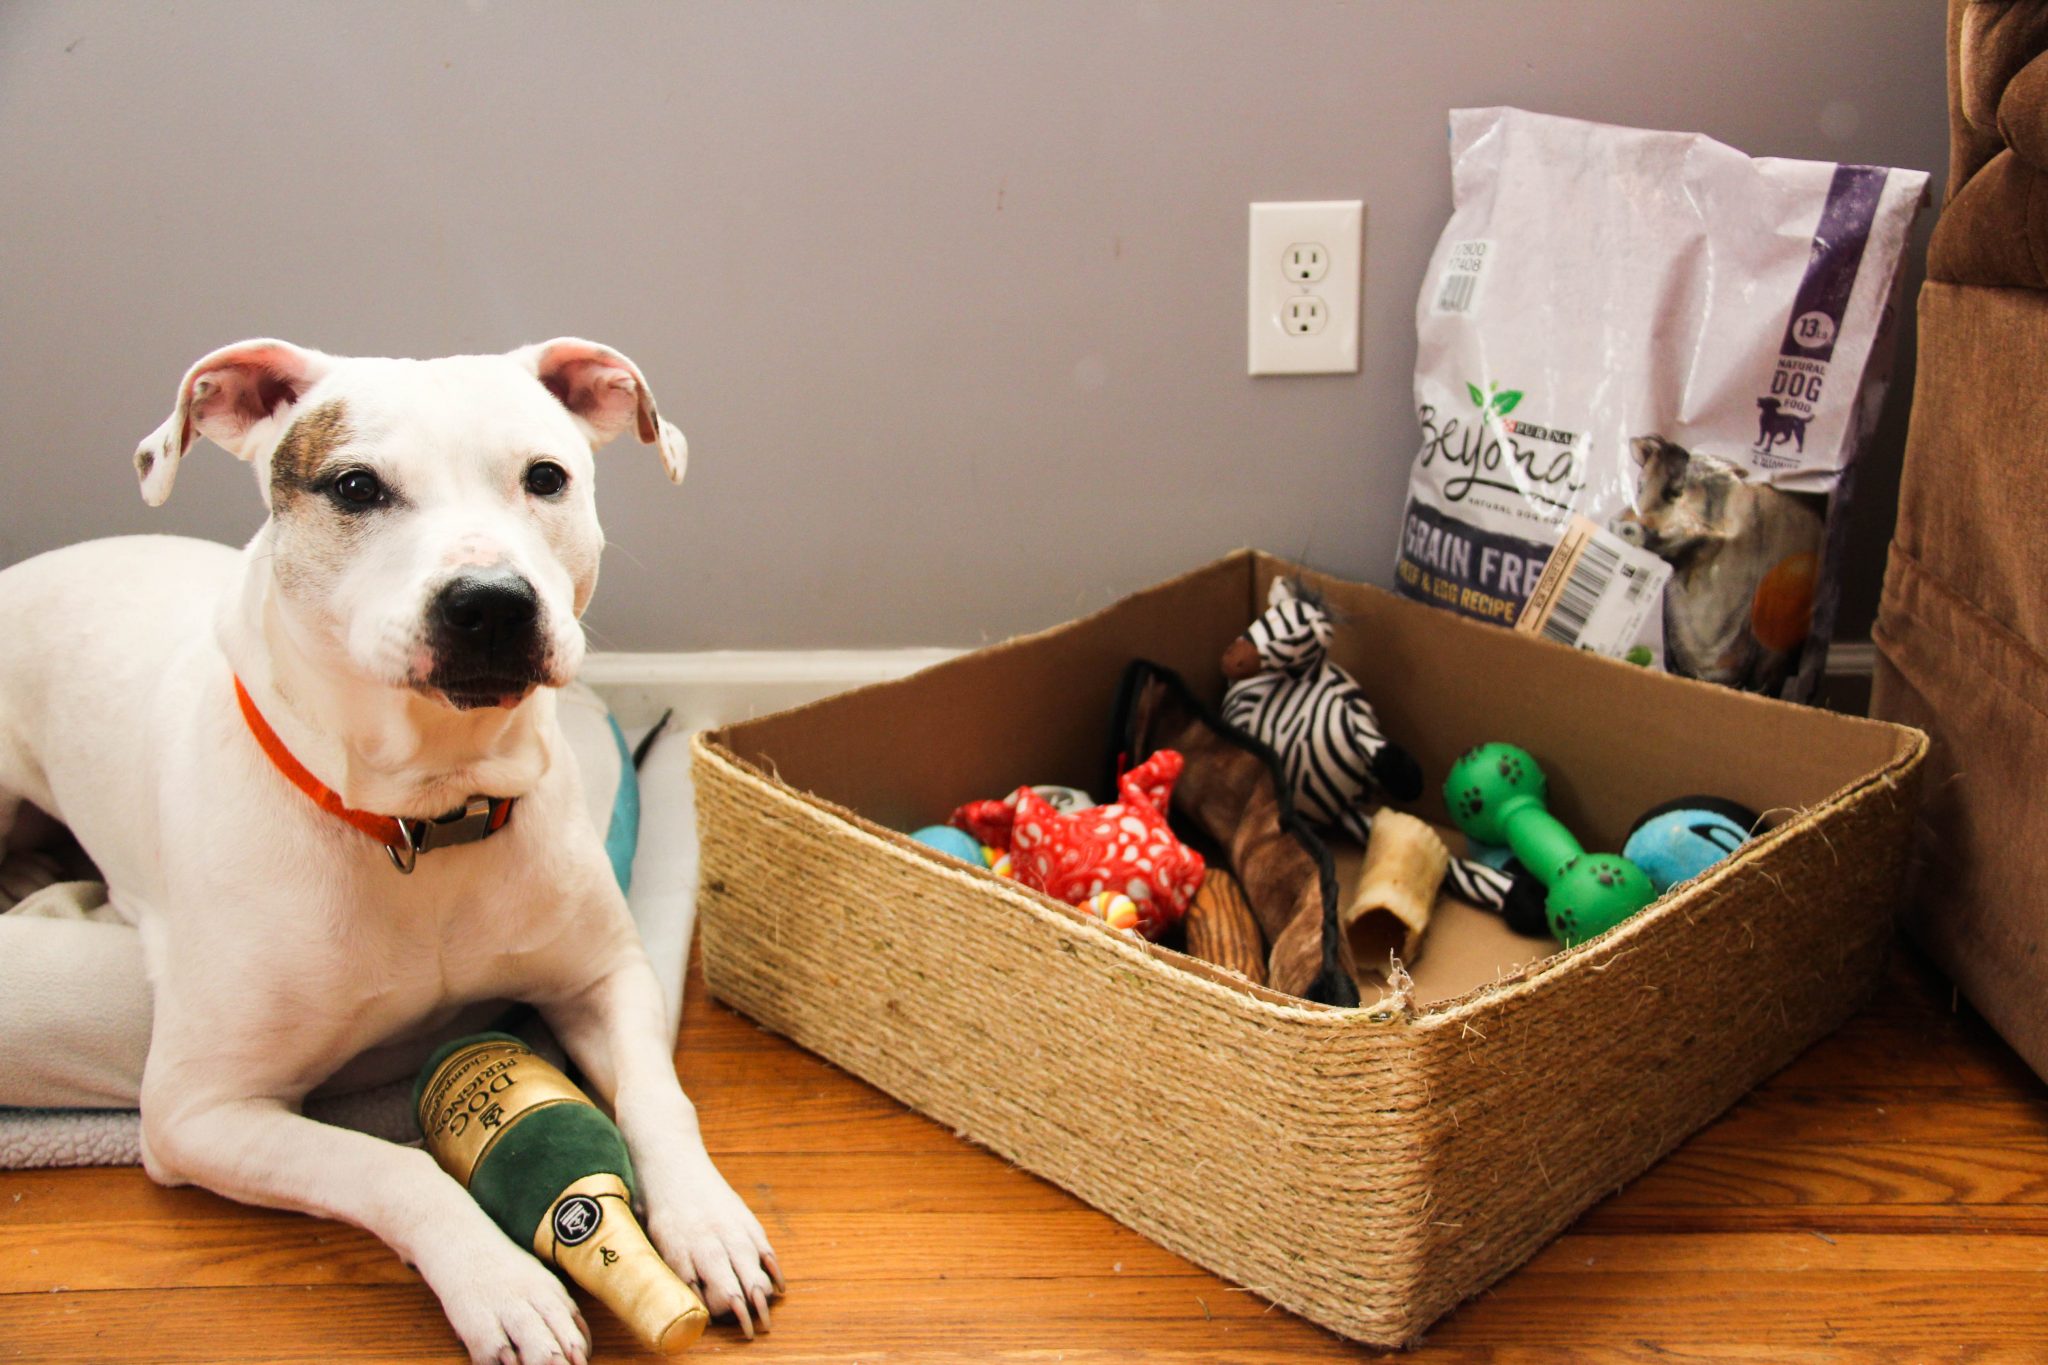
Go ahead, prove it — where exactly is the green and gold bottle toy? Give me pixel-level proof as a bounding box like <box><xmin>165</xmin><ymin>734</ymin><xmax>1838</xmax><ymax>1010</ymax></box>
<box><xmin>415</xmin><ymin>1033</ymin><xmax>710</xmax><ymax>1356</ymax></box>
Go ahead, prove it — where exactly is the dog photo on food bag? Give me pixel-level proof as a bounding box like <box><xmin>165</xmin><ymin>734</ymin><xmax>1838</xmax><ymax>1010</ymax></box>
<box><xmin>1616</xmin><ymin>435</ymin><xmax>1827</xmax><ymax>696</ymax></box>
<box><xmin>0</xmin><ymin>340</ymin><xmax>779</xmax><ymax>1363</ymax></box>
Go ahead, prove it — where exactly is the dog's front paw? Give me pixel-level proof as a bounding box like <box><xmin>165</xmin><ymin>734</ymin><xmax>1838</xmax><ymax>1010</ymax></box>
<box><xmin>643</xmin><ymin>1156</ymin><xmax>783</xmax><ymax>1339</ymax></box>
<box><xmin>419</xmin><ymin>1239</ymin><xmax>590</xmax><ymax>1365</ymax></box>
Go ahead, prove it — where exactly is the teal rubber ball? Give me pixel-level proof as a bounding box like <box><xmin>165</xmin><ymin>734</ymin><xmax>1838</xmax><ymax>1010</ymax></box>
<box><xmin>910</xmin><ymin>824</ymin><xmax>985</xmax><ymax>864</ymax></box>
<box><xmin>1623</xmin><ymin>800</ymin><xmax>1756</xmax><ymax>893</ymax></box>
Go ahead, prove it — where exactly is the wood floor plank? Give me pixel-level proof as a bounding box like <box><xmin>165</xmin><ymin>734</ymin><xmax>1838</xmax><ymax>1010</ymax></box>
<box><xmin>1769</xmin><ymin>1009</ymin><xmax>2044</xmax><ymax>1092</ymax></box>
<box><xmin>1578</xmin><ymin>1202</ymin><xmax>2048</xmax><ymax>1235</ymax></box>
<box><xmin>1517</xmin><ymin>1230</ymin><xmax>2048</xmax><ymax>1274</ymax></box>
<box><xmin>0</xmin><ymin>1166</ymin><xmax>273</xmax><ymax>1228</ymax></box>
<box><xmin>0</xmin><ymin>1219</ymin><xmax>415</xmax><ymax>1293</ymax></box>
<box><xmin>1680</xmin><ymin>1087</ymin><xmax>2048</xmax><ymax>1149</ymax></box>
<box><xmin>1431</xmin><ymin>1342</ymin><xmax>2048</xmax><ymax>1365</ymax></box>
<box><xmin>1435</xmin><ymin>1271</ymin><xmax>2048</xmax><ymax>1346</ymax></box>
<box><xmin>1611</xmin><ymin>1138</ymin><xmax>2048</xmax><ymax>1208</ymax></box>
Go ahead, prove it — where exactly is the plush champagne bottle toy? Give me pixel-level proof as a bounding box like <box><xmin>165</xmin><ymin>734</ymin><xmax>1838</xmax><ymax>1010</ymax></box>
<box><xmin>415</xmin><ymin>1033</ymin><xmax>710</xmax><ymax>1356</ymax></box>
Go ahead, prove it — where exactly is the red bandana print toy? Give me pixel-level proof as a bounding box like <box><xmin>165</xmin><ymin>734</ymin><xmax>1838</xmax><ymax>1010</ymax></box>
<box><xmin>950</xmin><ymin>750</ymin><xmax>1205</xmax><ymax>940</ymax></box>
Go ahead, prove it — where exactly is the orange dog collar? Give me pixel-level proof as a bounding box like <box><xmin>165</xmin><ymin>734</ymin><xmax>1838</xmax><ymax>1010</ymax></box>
<box><xmin>233</xmin><ymin>675</ymin><xmax>513</xmax><ymax>873</ymax></box>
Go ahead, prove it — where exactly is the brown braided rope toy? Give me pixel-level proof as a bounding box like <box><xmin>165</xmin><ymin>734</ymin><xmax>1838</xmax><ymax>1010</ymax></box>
<box><xmin>1111</xmin><ymin>659</ymin><xmax>1357</xmax><ymax>1005</ymax></box>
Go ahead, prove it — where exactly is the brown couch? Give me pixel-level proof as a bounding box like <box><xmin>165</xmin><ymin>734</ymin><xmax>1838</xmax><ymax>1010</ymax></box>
<box><xmin>1873</xmin><ymin>0</ymin><xmax>2048</xmax><ymax>1079</ymax></box>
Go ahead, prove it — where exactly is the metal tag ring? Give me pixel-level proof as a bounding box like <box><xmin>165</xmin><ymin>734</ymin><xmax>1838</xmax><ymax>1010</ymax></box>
<box><xmin>385</xmin><ymin>820</ymin><xmax>421</xmax><ymax>875</ymax></box>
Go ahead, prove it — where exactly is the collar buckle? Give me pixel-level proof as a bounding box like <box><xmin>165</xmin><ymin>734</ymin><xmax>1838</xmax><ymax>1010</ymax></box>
<box><xmin>383</xmin><ymin>796</ymin><xmax>507</xmax><ymax>876</ymax></box>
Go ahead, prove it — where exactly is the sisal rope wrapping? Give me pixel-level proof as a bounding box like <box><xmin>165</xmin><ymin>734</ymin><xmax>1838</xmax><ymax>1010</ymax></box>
<box><xmin>691</xmin><ymin>717</ymin><xmax>1924</xmax><ymax>1347</ymax></box>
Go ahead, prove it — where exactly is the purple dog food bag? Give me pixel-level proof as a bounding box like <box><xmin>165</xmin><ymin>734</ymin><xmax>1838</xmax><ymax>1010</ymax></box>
<box><xmin>1394</xmin><ymin>107</ymin><xmax>1927</xmax><ymax>700</ymax></box>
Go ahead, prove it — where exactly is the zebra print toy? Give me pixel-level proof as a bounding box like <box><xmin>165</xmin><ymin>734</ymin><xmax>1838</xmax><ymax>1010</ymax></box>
<box><xmin>1221</xmin><ymin>579</ymin><xmax>1525</xmax><ymax>916</ymax></box>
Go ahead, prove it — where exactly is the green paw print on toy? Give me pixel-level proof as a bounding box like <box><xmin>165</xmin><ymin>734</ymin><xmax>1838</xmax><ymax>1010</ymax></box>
<box><xmin>1443</xmin><ymin>742</ymin><xmax>1656</xmax><ymax>946</ymax></box>
<box><xmin>1451</xmin><ymin>744</ymin><xmax>1535</xmax><ymax>826</ymax></box>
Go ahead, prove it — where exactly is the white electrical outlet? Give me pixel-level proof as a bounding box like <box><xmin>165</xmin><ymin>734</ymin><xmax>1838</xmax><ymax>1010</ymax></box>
<box><xmin>1283</xmin><ymin>296</ymin><xmax>1328</xmax><ymax>334</ymax></box>
<box><xmin>1284</xmin><ymin>242</ymin><xmax>1328</xmax><ymax>283</ymax></box>
<box><xmin>1248</xmin><ymin>200</ymin><xmax>1362</xmax><ymax>376</ymax></box>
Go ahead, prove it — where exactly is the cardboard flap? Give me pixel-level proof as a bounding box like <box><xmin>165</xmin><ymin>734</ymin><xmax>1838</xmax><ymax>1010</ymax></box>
<box><xmin>718</xmin><ymin>553</ymin><xmax>1255</xmax><ymax>829</ymax></box>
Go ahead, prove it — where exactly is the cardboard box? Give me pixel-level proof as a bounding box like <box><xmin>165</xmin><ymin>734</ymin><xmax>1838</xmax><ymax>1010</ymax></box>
<box><xmin>691</xmin><ymin>551</ymin><xmax>1925</xmax><ymax>1347</ymax></box>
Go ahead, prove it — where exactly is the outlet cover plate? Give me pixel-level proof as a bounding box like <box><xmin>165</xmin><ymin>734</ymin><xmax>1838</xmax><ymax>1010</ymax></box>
<box><xmin>1248</xmin><ymin>200</ymin><xmax>1362</xmax><ymax>376</ymax></box>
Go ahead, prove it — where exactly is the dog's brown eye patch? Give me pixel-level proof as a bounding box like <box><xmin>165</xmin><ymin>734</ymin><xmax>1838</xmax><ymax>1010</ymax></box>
<box><xmin>270</xmin><ymin>399</ymin><xmax>353</xmax><ymax>508</ymax></box>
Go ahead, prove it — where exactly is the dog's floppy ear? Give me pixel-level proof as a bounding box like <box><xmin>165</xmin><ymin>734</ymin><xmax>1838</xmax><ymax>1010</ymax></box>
<box><xmin>513</xmin><ymin>338</ymin><xmax>686</xmax><ymax>484</ymax></box>
<box><xmin>135</xmin><ymin>340</ymin><xmax>333</xmax><ymax>506</ymax></box>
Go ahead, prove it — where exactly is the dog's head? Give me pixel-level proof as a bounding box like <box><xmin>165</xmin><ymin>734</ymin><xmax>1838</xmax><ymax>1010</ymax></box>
<box><xmin>135</xmin><ymin>339</ymin><xmax>686</xmax><ymax>710</ymax></box>
<box><xmin>1611</xmin><ymin>435</ymin><xmax>1738</xmax><ymax>570</ymax></box>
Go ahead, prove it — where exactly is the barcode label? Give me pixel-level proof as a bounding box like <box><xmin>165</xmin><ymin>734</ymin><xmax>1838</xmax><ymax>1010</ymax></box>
<box><xmin>1515</xmin><ymin>516</ymin><xmax>1673</xmax><ymax>660</ymax></box>
<box><xmin>1431</xmin><ymin>239</ymin><xmax>1492</xmax><ymax>315</ymax></box>
<box><xmin>1436</xmin><ymin>272</ymin><xmax>1478</xmax><ymax>313</ymax></box>
<box><xmin>1540</xmin><ymin>537</ymin><xmax>1618</xmax><ymax>645</ymax></box>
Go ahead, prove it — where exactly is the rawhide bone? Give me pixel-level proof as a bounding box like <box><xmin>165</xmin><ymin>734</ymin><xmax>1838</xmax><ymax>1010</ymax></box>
<box><xmin>1111</xmin><ymin>659</ymin><xmax>1357</xmax><ymax>1006</ymax></box>
<box><xmin>1344</xmin><ymin>809</ymin><xmax>1448</xmax><ymax>969</ymax></box>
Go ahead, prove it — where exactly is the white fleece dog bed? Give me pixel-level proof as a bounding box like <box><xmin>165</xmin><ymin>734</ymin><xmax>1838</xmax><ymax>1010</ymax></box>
<box><xmin>0</xmin><ymin>684</ymin><xmax>696</xmax><ymax>1168</ymax></box>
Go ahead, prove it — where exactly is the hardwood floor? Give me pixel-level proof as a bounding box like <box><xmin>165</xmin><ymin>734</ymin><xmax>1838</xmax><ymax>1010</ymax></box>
<box><xmin>4</xmin><ymin>947</ymin><xmax>2045</xmax><ymax>1363</ymax></box>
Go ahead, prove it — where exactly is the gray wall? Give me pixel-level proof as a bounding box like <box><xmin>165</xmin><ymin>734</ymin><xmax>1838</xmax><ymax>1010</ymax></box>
<box><xmin>0</xmin><ymin>1</ymin><xmax>1947</xmax><ymax>649</ymax></box>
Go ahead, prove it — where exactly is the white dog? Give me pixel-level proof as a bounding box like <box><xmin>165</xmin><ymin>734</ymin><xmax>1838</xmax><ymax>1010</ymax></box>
<box><xmin>0</xmin><ymin>339</ymin><xmax>779</xmax><ymax>1363</ymax></box>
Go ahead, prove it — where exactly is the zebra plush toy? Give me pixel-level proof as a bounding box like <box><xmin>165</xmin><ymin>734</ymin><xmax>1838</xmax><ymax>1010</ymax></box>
<box><xmin>1221</xmin><ymin>578</ymin><xmax>1534</xmax><ymax>921</ymax></box>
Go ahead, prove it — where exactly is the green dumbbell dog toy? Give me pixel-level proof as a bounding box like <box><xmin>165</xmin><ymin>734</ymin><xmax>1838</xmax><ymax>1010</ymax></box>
<box><xmin>1443</xmin><ymin>743</ymin><xmax>1656</xmax><ymax>945</ymax></box>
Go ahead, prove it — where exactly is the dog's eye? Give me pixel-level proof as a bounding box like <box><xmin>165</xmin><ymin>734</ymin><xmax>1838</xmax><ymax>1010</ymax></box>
<box><xmin>524</xmin><ymin>461</ymin><xmax>569</xmax><ymax>498</ymax></box>
<box><xmin>332</xmin><ymin>470</ymin><xmax>384</xmax><ymax>508</ymax></box>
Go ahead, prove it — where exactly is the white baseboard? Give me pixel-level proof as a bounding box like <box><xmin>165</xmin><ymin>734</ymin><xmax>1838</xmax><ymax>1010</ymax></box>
<box><xmin>580</xmin><ymin>648</ymin><xmax>962</xmax><ymax>732</ymax></box>
<box><xmin>584</xmin><ymin>638</ymin><xmax>1878</xmax><ymax>733</ymax></box>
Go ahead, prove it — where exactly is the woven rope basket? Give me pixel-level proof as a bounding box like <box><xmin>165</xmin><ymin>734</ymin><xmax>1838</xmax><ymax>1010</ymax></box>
<box><xmin>693</xmin><ymin>552</ymin><xmax>1927</xmax><ymax>1347</ymax></box>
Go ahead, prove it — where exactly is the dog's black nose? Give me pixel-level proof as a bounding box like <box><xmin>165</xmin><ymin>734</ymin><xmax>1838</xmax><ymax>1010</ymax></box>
<box><xmin>434</xmin><ymin>572</ymin><xmax>540</xmax><ymax>649</ymax></box>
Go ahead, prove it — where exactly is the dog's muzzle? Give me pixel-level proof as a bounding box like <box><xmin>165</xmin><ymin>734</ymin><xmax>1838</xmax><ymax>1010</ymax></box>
<box><xmin>427</xmin><ymin>570</ymin><xmax>546</xmax><ymax>707</ymax></box>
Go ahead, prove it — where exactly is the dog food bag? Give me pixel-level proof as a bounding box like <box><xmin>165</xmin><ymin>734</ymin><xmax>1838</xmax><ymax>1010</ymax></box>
<box><xmin>1393</xmin><ymin>107</ymin><xmax>1927</xmax><ymax>699</ymax></box>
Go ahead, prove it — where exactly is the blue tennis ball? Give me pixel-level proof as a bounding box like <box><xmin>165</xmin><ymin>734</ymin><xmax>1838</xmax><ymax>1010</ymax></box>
<box><xmin>910</xmin><ymin>824</ymin><xmax>985</xmax><ymax>864</ymax></box>
<box><xmin>1622</xmin><ymin>803</ymin><xmax>1755</xmax><ymax>894</ymax></box>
